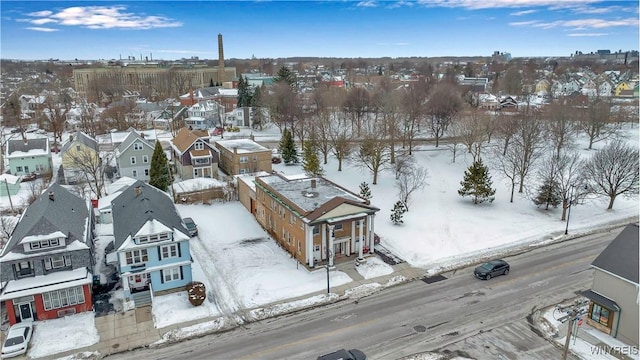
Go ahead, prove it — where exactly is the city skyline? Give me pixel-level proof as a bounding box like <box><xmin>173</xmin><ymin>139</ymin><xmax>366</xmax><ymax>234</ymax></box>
<box><xmin>0</xmin><ymin>1</ymin><xmax>638</xmax><ymax>61</ymax></box>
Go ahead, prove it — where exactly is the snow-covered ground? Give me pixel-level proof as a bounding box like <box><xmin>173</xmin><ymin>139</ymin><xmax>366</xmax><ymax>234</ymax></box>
<box><xmin>2</xmin><ymin>124</ymin><xmax>638</xmax><ymax>359</ymax></box>
<box><xmin>27</xmin><ymin>312</ymin><xmax>99</xmax><ymax>359</ymax></box>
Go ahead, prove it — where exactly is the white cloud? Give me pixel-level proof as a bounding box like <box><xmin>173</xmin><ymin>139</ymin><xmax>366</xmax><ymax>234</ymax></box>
<box><xmin>509</xmin><ymin>20</ymin><xmax>540</xmax><ymax>26</ymax></box>
<box><xmin>415</xmin><ymin>0</ymin><xmax>599</xmax><ymax>10</ymax></box>
<box><xmin>511</xmin><ymin>17</ymin><xmax>638</xmax><ymax>30</ymax></box>
<box><xmin>356</xmin><ymin>1</ymin><xmax>378</xmax><ymax>7</ymax></box>
<box><xmin>395</xmin><ymin>42</ymin><xmax>409</xmax><ymax>46</ymax></box>
<box><xmin>567</xmin><ymin>32</ymin><xmax>608</xmax><ymax>36</ymax></box>
<box><xmin>24</xmin><ymin>5</ymin><xmax>182</xmax><ymax>30</ymax></box>
<box><xmin>510</xmin><ymin>9</ymin><xmax>537</xmax><ymax>16</ymax></box>
<box><xmin>26</xmin><ymin>27</ymin><xmax>58</xmax><ymax>32</ymax></box>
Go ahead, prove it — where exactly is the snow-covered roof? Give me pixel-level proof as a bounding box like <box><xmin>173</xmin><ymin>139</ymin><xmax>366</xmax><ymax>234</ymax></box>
<box><xmin>215</xmin><ymin>139</ymin><xmax>269</xmax><ymax>153</ymax></box>
<box><xmin>235</xmin><ymin>171</ymin><xmax>271</xmax><ymax>192</ymax></box>
<box><xmin>106</xmin><ymin>176</ymin><xmax>138</xmax><ymax>195</ymax></box>
<box><xmin>174</xmin><ymin>178</ymin><xmax>224</xmax><ymax>193</ymax></box>
<box><xmin>0</xmin><ymin>268</ymin><xmax>92</xmax><ymax>301</ymax></box>
<box><xmin>0</xmin><ymin>174</ymin><xmax>21</xmax><ymax>185</ymax></box>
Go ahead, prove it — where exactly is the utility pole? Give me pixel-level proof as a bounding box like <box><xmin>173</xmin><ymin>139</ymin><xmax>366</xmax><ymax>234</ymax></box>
<box><xmin>555</xmin><ymin>298</ymin><xmax>589</xmax><ymax>360</ymax></box>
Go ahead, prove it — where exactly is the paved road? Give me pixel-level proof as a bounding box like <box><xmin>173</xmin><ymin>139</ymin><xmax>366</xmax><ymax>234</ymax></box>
<box><xmin>106</xmin><ymin>227</ymin><xmax>621</xmax><ymax>360</ymax></box>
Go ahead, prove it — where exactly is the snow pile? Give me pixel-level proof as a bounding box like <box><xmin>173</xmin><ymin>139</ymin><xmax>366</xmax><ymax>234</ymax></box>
<box><xmin>28</xmin><ymin>312</ymin><xmax>99</xmax><ymax>359</ymax></box>
<box><xmin>54</xmin><ymin>351</ymin><xmax>102</xmax><ymax>360</ymax></box>
<box><xmin>343</xmin><ymin>283</ymin><xmax>383</xmax><ymax>299</ymax></box>
<box><xmin>153</xmin><ymin>317</ymin><xmax>227</xmax><ymax>346</ymax></box>
<box><xmin>355</xmin><ymin>256</ymin><xmax>394</xmax><ymax>279</ymax></box>
<box><xmin>152</xmin><ymin>290</ymin><xmax>221</xmax><ymax>329</ymax></box>
<box><xmin>246</xmin><ymin>293</ymin><xmax>339</xmax><ymax>321</ymax></box>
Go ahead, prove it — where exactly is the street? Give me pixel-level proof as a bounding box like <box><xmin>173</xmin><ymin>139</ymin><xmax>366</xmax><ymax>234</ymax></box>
<box><xmin>106</xmin><ymin>227</ymin><xmax>621</xmax><ymax>360</ymax></box>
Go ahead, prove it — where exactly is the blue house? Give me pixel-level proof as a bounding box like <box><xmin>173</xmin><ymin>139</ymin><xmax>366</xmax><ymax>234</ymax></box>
<box><xmin>106</xmin><ymin>181</ymin><xmax>192</xmax><ymax>308</ymax></box>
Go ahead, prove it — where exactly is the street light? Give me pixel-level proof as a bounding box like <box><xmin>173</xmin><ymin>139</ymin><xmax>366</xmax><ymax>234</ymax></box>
<box><xmin>564</xmin><ymin>184</ymin><xmax>575</xmax><ymax>235</ymax></box>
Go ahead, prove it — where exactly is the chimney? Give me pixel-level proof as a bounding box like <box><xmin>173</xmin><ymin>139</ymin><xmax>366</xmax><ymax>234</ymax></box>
<box><xmin>233</xmin><ymin>146</ymin><xmax>237</xmax><ymax>154</ymax></box>
<box><xmin>218</xmin><ymin>34</ymin><xmax>225</xmax><ymax>84</ymax></box>
<box><xmin>311</xmin><ymin>179</ymin><xmax>316</xmax><ymax>189</ymax></box>
<box><xmin>134</xmin><ymin>186</ymin><xmax>142</xmax><ymax>197</ymax></box>
<box><xmin>48</xmin><ymin>191</ymin><xmax>54</xmax><ymax>201</ymax></box>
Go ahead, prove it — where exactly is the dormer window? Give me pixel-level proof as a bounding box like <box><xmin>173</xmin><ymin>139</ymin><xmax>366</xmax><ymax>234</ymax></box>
<box><xmin>194</xmin><ymin>142</ymin><xmax>204</xmax><ymax>151</ymax></box>
<box><xmin>137</xmin><ymin>232</ymin><xmax>171</xmax><ymax>244</ymax></box>
<box><xmin>27</xmin><ymin>238</ymin><xmax>63</xmax><ymax>252</ymax></box>
<box><xmin>134</xmin><ymin>142</ymin><xmax>143</xmax><ymax>150</ymax></box>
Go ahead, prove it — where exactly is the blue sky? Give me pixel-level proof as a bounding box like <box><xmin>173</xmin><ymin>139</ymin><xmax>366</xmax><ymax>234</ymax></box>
<box><xmin>1</xmin><ymin>1</ymin><xmax>638</xmax><ymax>60</ymax></box>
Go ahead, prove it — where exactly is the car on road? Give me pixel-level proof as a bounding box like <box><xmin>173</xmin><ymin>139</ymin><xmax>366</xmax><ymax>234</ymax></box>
<box><xmin>1</xmin><ymin>322</ymin><xmax>33</xmax><ymax>358</ymax></box>
<box><xmin>183</xmin><ymin>217</ymin><xmax>198</xmax><ymax>237</ymax></box>
<box><xmin>474</xmin><ymin>259</ymin><xmax>510</xmax><ymax>280</ymax></box>
<box><xmin>317</xmin><ymin>348</ymin><xmax>367</xmax><ymax>360</ymax></box>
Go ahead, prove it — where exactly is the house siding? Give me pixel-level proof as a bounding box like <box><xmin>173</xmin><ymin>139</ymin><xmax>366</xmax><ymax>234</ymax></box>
<box><xmin>61</xmin><ymin>142</ymin><xmax>99</xmax><ymax>169</ymax></box>
<box><xmin>590</xmin><ymin>270</ymin><xmax>639</xmax><ymax>346</ymax></box>
<box><xmin>8</xmin><ymin>155</ymin><xmax>53</xmax><ymax>176</ymax></box>
<box><xmin>4</xmin><ymin>284</ymin><xmax>93</xmax><ymax>324</ymax></box>
<box><xmin>0</xmin><ymin>248</ymin><xmax>93</xmax><ymax>282</ymax></box>
<box><xmin>216</xmin><ymin>145</ymin><xmax>272</xmax><ymax>176</ymax></box>
<box><xmin>117</xmin><ymin>142</ymin><xmax>153</xmax><ymax>182</ymax></box>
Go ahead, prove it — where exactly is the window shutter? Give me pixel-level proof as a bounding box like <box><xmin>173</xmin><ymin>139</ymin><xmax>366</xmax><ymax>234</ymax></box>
<box><xmin>179</xmin><ymin>266</ymin><xmax>183</xmax><ymax>280</ymax></box>
<box><xmin>177</xmin><ymin>244</ymin><xmax>181</xmax><ymax>258</ymax></box>
<box><xmin>64</xmin><ymin>255</ymin><xmax>71</xmax><ymax>267</ymax></box>
<box><xmin>44</xmin><ymin>259</ymin><xmax>52</xmax><ymax>270</ymax></box>
<box><xmin>160</xmin><ymin>270</ymin><xmax>164</xmax><ymax>283</ymax></box>
<box><xmin>157</xmin><ymin>247</ymin><xmax>162</xmax><ymax>260</ymax></box>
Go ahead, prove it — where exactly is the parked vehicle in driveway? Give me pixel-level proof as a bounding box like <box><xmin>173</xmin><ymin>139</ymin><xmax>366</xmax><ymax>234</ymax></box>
<box><xmin>183</xmin><ymin>217</ymin><xmax>198</xmax><ymax>237</ymax></box>
<box><xmin>1</xmin><ymin>322</ymin><xmax>33</xmax><ymax>358</ymax></box>
<box><xmin>317</xmin><ymin>348</ymin><xmax>367</xmax><ymax>360</ymax></box>
<box><xmin>474</xmin><ymin>259</ymin><xmax>510</xmax><ymax>280</ymax></box>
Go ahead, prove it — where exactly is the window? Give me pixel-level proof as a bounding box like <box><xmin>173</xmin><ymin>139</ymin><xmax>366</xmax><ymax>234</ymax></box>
<box><xmin>138</xmin><ymin>233</ymin><xmax>170</xmax><ymax>244</ymax></box>
<box><xmin>44</xmin><ymin>255</ymin><xmax>71</xmax><ymax>270</ymax></box>
<box><xmin>125</xmin><ymin>249</ymin><xmax>148</xmax><ymax>265</ymax></box>
<box><xmin>297</xmin><ymin>240</ymin><xmax>301</xmax><ymax>254</ymax></box>
<box><xmin>134</xmin><ymin>142</ymin><xmax>143</xmax><ymax>150</ymax></box>
<box><xmin>130</xmin><ymin>156</ymin><xmax>136</xmax><ymax>165</ymax></box>
<box><xmin>144</xmin><ymin>169</ymin><xmax>149</xmax><ymax>176</ymax></box>
<box><xmin>313</xmin><ymin>226</ymin><xmax>319</xmax><ymax>235</ymax></box>
<box><xmin>76</xmin><ymin>145</ymin><xmax>81</xmax><ymax>151</ymax></box>
<box><xmin>290</xmin><ymin>213</ymin><xmax>296</xmax><ymax>225</ymax></box>
<box><xmin>16</xmin><ymin>166</ymin><xmax>23</xmax><ymax>172</ymax></box>
<box><xmin>142</xmin><ymin>155</ymin><xmax>149</xmax><ymax>163</ymax></box>
<box><xmin>163</xmin><ymin>267</ymin><xmax>182</xmax><ymax>282</ymax></box>
<box><xmin>334</xmin><ymin>223</ymin><xmax>343</xmax><ymax>231</ymax></box>
<box><xmin>314</xmin><ymin>245</ymin><xmax>320</xmax><ymax>252</ymax></box>
<box><xmin>239</xmin><ymin>156</ymin><xmax>248</xmax><ymax>163</ymax></box>
<box><xmin>253</xmin><ymin>155</ymin><xmax>258</xmax><ymax>162</ymax></box>
<box><xmin>194</xmin><ymin>142</ymin><xmax>204</xmax><ymax>150</ymax></box>
<box><xmin>161</xmin><ymin>244</ymin><xmax>178</xmax><ymax>259</ymax></box>
<box><xmin>239</xmin><ymin>168</ymin><xmax>247</xmax><ymax>175</ymax></box>
<box><xmin>29</xmin><ymin>238</ymin><xmax>62</xmax><ymax>251</ymax></box>
<box><xmin>43</xmin><ymin>286</ymin><xmax>85</xmax><ymax>310</ymax></box>
<box><xmin>590</xmin><ymin>303</ymin><xmax>611</xmax><ymax>327</ymax></box>
<box><xmin>132</xmin><ymin>170</ymin><xmax>138</xmax><ymax>178</ymax></box>
<box><xmin>193</xmin><ymin>158</ymin><xmax>209</xmax><ymax>165</ymax></box>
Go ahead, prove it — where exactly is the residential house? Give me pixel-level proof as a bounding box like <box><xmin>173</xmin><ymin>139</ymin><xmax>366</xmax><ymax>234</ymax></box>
<box><xmin>170</xmin><ymin>128</ymin><xmax>219</xmax><ymax>180</ymax></box>
<box><xmin>5</xmin><ymin>137</ymin><xmax>53</xmax><ymax>177</ymax></box>
<box><xmin>106</xmin><ymin>182</ymin><xmax>193</xmax><ymax>307</ymax></box>
<box><xmin>478</xmin><ymin>93</ymin><xmax>500</xmax><ymax>110</ymax></box>
<box><xmin>184</xmin><ymin>100</ymin><xmax>222</xmax><ymax>130</ymax></box>
<box><xmin>115</xmin><ymin>131</ymin><xmax>155</xmax><ymax>181</ymax></box>
<box><xmin>498</xmin><ymin>96</ymin><xmax>519</xmax><ymax>110</ymax></box>
<box><xmin>0</xmin><ymin>183</ymin><xmax>95</xmax><ymax>325</ymax></box>
<box><xmin>534</xmin><ymin>79</ymin><xmax>550</xmax><ymax>94</ymax></box>
<box><xmin>0</xmin><ymin>174</ymin><xmax>21</xmax><ymax>196</ymax></box>
<box><xmin>614</xmin><ymin>81</ymin><xmax>632</xmax><ymax>97</ymax></box>
<box><xmin>178</xmin><ymin>87</ymin><xmax>238</xmax><ymax>114</ymax></box>
<box><xmin>581</xmin><ymin>224</ymin><xmax>639</xmax><ymax>347</ymax></box>
<box><xmin>215</xmin><ymin>138</ymin><xmax>272</xmax><ymax>176</ymax></box>
<box><xmin>60</xmin><ymin>131</ymin><xmax>99</xmax><ymax>184</ymax></box>
<box><xmin>252</xmin><ymin>174</ymin><xmax>380</xmax><ymax>268</ymax></box>
<box><xmin>98</xmin><ymin>177</ymin><xmax>138</xmax><ymax>224</ymax></box>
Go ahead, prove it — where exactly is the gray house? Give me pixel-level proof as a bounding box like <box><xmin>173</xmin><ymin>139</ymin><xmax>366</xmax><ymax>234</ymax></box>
<box><xmin>6</xmin><ymin>137</ymin><xmax>53</xmax><ymax>177</ymax></box>
<box><xmin>581</xmin><ymin>224</ymin><xmax>639</xmax><ymax>347</ymax></box>
<box><xmin>115</xmin><ymin>131</ymin><xmax>155</xmax><ymax>182</ymax></box>
<box><xmin>0</xmin><ymin>183</ymin><xmax>95</xmax><ymax>325</ymax></box>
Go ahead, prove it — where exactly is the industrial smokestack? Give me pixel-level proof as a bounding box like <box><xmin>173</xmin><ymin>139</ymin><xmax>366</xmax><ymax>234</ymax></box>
<box><xmin>218</xmin><ymin>33</ymin><xmax>225</xmax><ymax>83</ymax></box>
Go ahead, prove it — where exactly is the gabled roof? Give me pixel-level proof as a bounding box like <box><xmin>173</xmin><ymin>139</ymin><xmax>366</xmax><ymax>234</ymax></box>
<box><xmin>591</xmin><ymin>224</ymin><xmax>639</xmax><ymax>284</ymax></box>
<box><xmin>6</xmin><ymin>138</ymin><xmax>49</xmax><ymax>156</ymax></box>
<box><xmin>0</xmin><ymin>183</ymin><xmax>89</xmax><ymax>258</ymax></box>
<box><xmin>61</xmin><ymin>131</ymin><xmax>98</xmax><ymax>153</ymax></box>
<box><xmin>171</xmin><ymin>127</ymin><xmax>214</xmax><ymax>154</ymax></box>
<box><xmin>115</xmin><ymin>131</ymin><xmax>154</xmax><ymax>155</ymax></box>
<box><xmin>111</xmin><ymin>181</ymin><xmax>189</xmax><ymax>250</ymax></box>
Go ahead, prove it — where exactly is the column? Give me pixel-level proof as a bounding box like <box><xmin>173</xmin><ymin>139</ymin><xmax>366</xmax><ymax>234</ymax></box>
<box><xmin>321</xmin><ymin>223</ymin><xmax>327</xmax><ymax>261</ymax></box>
<box><xmin>369</xmin><ymin>214</ymin><xmax>376</xmax><ymax>254</ymax></box>
<box><xmin>351</xmin><ymin>220</ymin><xmax>356</xmax><ymax>256</ymax></box>
<box><xmin>306</xmin><ymin>225</ymin><xmax>314</xmax><ymax>268</ymax></box>
<box><xmin>328</xmin><ymin>224</ymin><xmax>335</xmax><ymax>267</ymax></box>
<box><xmin>358</xmin><ymin>219</ymin><xmax>364</xmax><ymax>259</ymax></box>
<box><xmin>366</xmin><ymin>215</ymin><xmax>372</xmax><ymax>251</ymax></box>
<box><xmin>123</xmin><ymin>275</ymin><xmax>131</xmax><ymax>297</ymax></box>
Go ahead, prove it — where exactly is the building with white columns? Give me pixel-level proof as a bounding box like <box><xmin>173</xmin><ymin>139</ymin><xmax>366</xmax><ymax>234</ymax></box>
<box><xmin>252</xmin><ymin>174</ymin><xmax>380</xmax><ymax>268</ymax></box>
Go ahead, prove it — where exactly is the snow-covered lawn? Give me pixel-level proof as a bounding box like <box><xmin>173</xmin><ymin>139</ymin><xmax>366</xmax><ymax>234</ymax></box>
<box><xmin>27</xmin><ymin>312</ymin><xmax>99</xmax><ymax>359</ymax></box>
<box><xmin>356</xmin><ymin>256</ymin><xmax>394</xmax><ymax>279</ymax></box>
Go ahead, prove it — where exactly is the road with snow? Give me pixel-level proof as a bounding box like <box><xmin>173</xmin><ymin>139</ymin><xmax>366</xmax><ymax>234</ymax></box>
<box><xmin>107</xmin><ymin>227</ymin><xmax>622</xmax><ymax>360</ymax></box>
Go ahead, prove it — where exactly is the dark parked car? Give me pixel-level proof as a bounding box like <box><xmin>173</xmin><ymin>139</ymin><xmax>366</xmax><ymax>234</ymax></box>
<box><xmin>271</xmin><ymin>156</ymin><xmax>282</xmax><ymax>164</ymax></box>
<box><xmin>317</xmin><ymin>349</ymin><xmax>367</xmax><ymax>360</ymax></box>
<box><xmin>183</xmin><ymin>217</ymin><xmax>198</xmax><ymax>237</ymax></box>
<box><xmin>474</xmin><ymin>259</ymin><xmax>510</xmax><ymax>280</ymax></box>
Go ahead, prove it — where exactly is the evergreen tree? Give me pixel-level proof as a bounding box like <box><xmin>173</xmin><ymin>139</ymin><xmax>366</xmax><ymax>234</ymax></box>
<box><xmin>533</xmin><ymin>179</ymin><xmax>562</xmax><ymax>210</ymax></box>
<box><xmin>302</xmin><ymin>140</ymin><xmax>323</xmax><ymax>177</ymax></box>
<box><xmin>279</xmin><ymin>128</ymin><xmax>298</xmax><ymax>165</ymax></box>
<box><xmin>274</xmin><ymin>66</ymin><xmax>297</xmax><ymax>87</ymax></box>
<box><xmin>390</xmin><ymin>201</ymin><xmax>407</xmax><ymax>225</ymax></box>
<box><xmin>458</xmin><ymin>158</ymin><xmax>496</xmax><ymax>204</ymax></box>
<box><xmin>149</xmin><ymin>141</ymin><xmax>171</xmax><ymax>192</ymax></box>
<box><xmin>359</xmin><ymin>182</ymin><xmax>372</xmax><ymax>200</ymax></box>
<box><xmin>237</xmin><ymin>76</ymin><xmax>252</xmax><ymax>107</ymax></box>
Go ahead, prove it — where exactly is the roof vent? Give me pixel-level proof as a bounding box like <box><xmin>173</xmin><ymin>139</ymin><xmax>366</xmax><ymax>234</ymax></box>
<box><xmin>48</xmin><ymin>191</ymin><xmax>54</xmax><ymax>201</ymax></box>
<box><xmin>302</xmin><ymin>191</ymin><xmax>318</xmax><ymax>198</ymax></box>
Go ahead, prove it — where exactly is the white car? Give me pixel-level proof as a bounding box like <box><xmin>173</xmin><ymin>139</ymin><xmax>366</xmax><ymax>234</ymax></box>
<box><xmin>1</xmin><ymin>322</ymin><xmax>33</xmax><ymax>358</ymax></box>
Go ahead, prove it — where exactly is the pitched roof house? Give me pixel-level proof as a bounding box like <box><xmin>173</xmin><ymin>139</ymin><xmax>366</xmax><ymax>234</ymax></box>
<box><xmin>115</xmin><ymin>131</ymin><xmax>155</xmax><ymax>182</ymax></box>
<box><xmin>581</xmin><ymin>224</ymin><xmax>639</xmax><ymax>347</ymax></box>
<box><xmin>61</xmin><ymin>131</ymin><xmax>99</xmax><ymax>184</ymax></box>
<box><xmin>170</xmin><ymin>128</ymin><xmax>219</xmax><ymax>180</ymax></box>
<box><xmin>5</xmin><ymin>137</ymin><xmax>53</xmax><ymax>177</ymax></box>
<box><xmin>106</xmin><ymin>181</ymin><xmax>193</xmax><ymax>307</ymax></box>
<box><xmin>251</xmin><ymin>174</ymin><xmax>380</xmax><ymax>269</ymax></box>
<box><xmin>0</xmin><ymin>183</ymin><xmax>95</xmax><ymax>325</ymax></box>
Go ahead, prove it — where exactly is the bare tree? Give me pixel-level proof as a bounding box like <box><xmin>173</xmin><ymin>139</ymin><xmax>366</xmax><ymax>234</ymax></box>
<box><xmin>400</xmin><ymin>79</ymin><xmax>429</xmax><ymax>154</ymax></box>
<box><xmin>343</xmin><ymin>87</ymin><xmax>371</xmax><ymax>138</ymax></box>
<box><xmin>576</xmin><ymin>96</ymin><xmax>619</xmax><ymax>150</ymax></box>
<box><xmin>426</xmin><ymin>82</ymin><xmax>462</xmax><ymax>147</ymax></box>
<box><xmin>266</xmin><ymin>81</ymin><xmax>299</xmax><ymax>133</ymax></box>
<box><xmin>328</xmin><ymin>111</ymin><xmax>353</xmax><ymax>172</ymax></box>
<box><xmin>311</xmin><ymin>85</ymin><xmax>343</xmax><ymax>164</ymax></box>
<box><xmin>495</xmin><ymin>111</ymin><xmax>520</xmax><ymax>155</ymax></box>
<box><xmin>446</xmin><ymin>119</ymin><xmax>464</xmax><ymax>163</ymax></box>
<box><xmin>356</xmin><ymin>123</ymin><xmax>391</xmax><ymax>185</ymax></box>
<box><xmin>396</xmin><ymin>160</ymin><xmax>428</xmax><ymax>211</ymax></box>
<box><xmin>551</xmin><ymin>151</ymin><xmax>587</xmax><ymax>221</ymax></box>
<box><xmin>512</xmin><ymin>106</ymin><xmax>546</xmax><ymax>193</ymax></box>
<box><xmin>492</xmin><ymin>144</ymin><xmax>520</xmax><ymax>203</ymax></box>
<box><xmin>373</xmin><ymin>78</ymin><xmax>402</xmax><ymax>164</ymax></box>
<box><xmin>583</xmin><ymin>140</ymin><xmax>639</xmax><ymax>210</ymax></box>
<box><xmin>546</xmin><ymin>99</ymin><xmax>576</xmax><ymax>157</ymax></box>
<box><xmin>66</xmin><ymin>151</ymin><xmax>112</xmax><ymax>199</ymax></box>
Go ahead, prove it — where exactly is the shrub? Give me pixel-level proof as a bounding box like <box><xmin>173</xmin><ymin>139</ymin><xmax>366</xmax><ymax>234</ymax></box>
<box><xmin>186</xmin><ymin>281</ymin><xmax>206</xmax><ymax>306</ymax></box>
